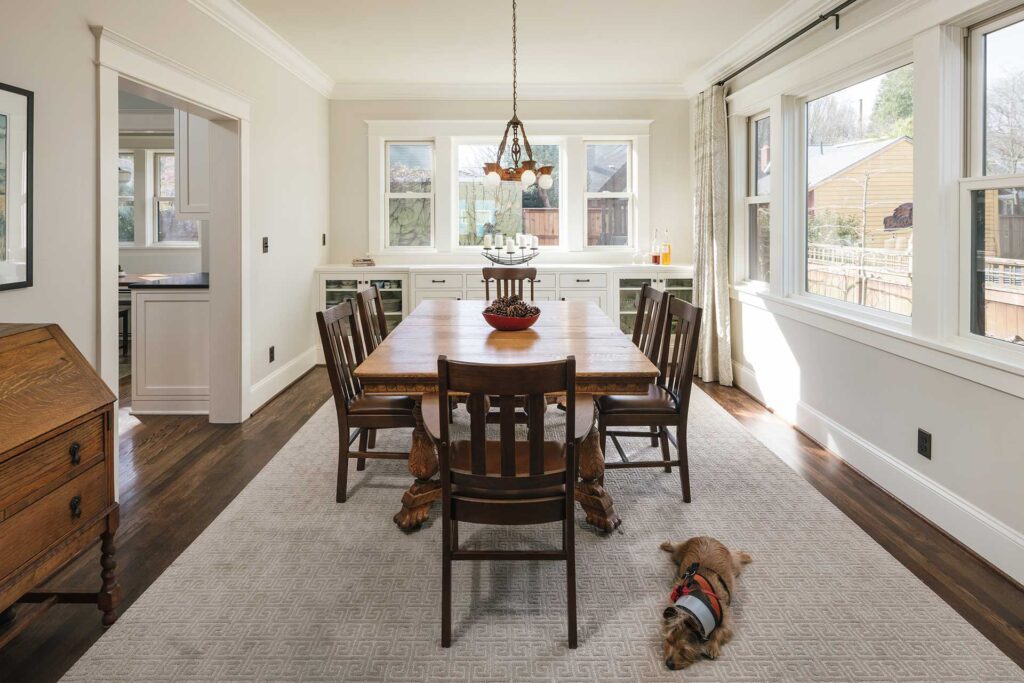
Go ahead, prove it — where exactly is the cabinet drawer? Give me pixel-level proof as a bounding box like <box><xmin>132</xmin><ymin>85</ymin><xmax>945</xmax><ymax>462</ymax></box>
<box><xmin>413</xmin><ymin>290</ymin><xmax>464</xmax><ymax>306</ymax></box>
<box><xmin>0</xmin><ymin>462</ymin><xmax>108</xmax><ymax>580</ymax></box>
<box><xmin>470</xmin><ymin>273</ymin><xmax>555</xmax><ymax>290</ymax></box>
<box><xmin>559</xmin><ymin>273</ymin><xmax>607</xmax><ymax>289</ymax></box>
<box><xmin>0</xmin><ymin>415</ymin><xmax>105</xmax><ymax>515</ymax></box>
<box><xmin>413</xmin><ymin>273</ymin><xmax>463</xmax><ymax>289</ymax></box>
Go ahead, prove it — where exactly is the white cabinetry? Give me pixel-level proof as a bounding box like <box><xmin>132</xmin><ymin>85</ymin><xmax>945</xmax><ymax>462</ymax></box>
<box><xmin>173</xmin><ymin>110</ymin><xmax>210</xmax><ymax>216</ymax></box>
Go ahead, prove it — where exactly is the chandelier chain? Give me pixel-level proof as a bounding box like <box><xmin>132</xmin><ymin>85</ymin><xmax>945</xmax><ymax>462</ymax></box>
<box><xmin>512</xmin><ymin>0</ymin><xmax>518</xmax><ymax>117</ymax></box>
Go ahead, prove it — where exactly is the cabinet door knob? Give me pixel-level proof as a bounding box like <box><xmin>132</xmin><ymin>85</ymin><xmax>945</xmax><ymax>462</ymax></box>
<box><xmin>69</xmin><ymin>442</ymin><xmax>81</xmax><ymax>465</ymax></box>
<box><xmin>69</xmin><ymin>495</ymin><xmax>82</xmax><ymax>519</ymax></box>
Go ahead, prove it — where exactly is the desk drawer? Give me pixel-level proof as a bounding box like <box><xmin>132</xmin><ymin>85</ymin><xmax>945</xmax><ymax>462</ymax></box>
<box><xmin>0</xmin><ymin>462</ymin><xmax>108</xmax><ymax>580</ymax></box>
<box><xmin>0</xmin><ymin>415</ymin><xmax>105</xmax><ymax>514</ymax></box>
<box><xmin>558</xmin><ymin>273</ymin><xmax>607</xmax><ymax>289</ymax></box>
<box><xmin>413</xmin><ymin>273</ymin><xmax>463</xmax><ymax>289</ymax></box>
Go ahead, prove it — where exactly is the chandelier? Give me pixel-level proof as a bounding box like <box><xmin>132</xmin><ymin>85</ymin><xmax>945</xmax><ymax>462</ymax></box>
<box><xmin>483</xmin><ymin>0</ymin><xmax>554</xmax><ymax>191</ymax></box>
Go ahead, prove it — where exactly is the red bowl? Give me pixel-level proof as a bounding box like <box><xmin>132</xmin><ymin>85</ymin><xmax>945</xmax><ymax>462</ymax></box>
<box><xmin>482</xmin><ymin>311</ymin><xmax>540</xmax><ymax>331</ymax></box>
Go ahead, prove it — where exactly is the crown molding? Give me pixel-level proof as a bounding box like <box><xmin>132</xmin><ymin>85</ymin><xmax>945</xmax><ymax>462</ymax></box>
<box><xmin>331</xmin><ymin>82</ymin><xmax>689</xmax><ymax>101</ymax></box>
<box><xmin>187</xmin><ymin>0</ymin><xmax>334</xmax><ymax>97</ymax></box>
<box><xmin>685</xmin><ymin>0</ymin><xmax>838</xmax><ymax>95</ymax></box>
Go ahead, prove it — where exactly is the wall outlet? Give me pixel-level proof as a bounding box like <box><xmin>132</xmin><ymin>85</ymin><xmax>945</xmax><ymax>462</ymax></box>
<box><xmin>917</xmin><ymin>429</ymin><xmax>931</xmax><ymax>459</ymax></box>
<box><xmin>262</xmin><ymin>237</ymin><xmax>269</xmax><ymax>253</ymax></box>
<box><xmin>322</xmin><ymin>233</ymin><xmax>326</xmax><ymax>246</ymax></box>
<box><xmin>269</xmin><ymin>345</ymin><xmax>275</xmax><ymax>363</ymax></box>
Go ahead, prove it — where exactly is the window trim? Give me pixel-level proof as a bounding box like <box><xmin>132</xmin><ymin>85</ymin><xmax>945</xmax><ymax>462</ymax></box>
<box><xmin>383</xmin><ymin>140</ymin><xmax>436</xmax><ymax>251</ymax></box>
<box><xmin>796</xmin><ymin>60</ymin><xmax>915</xmax><ymax>322</ymax></box>
<box><xmin>583</xmin><ymin>140</ymin><xmax>636</xmax><ymax>250</ymax></box>
<box><xmin>451</xmin><ymin>136</ymin><xmax>567</xmax><ymax>251</ymax></box>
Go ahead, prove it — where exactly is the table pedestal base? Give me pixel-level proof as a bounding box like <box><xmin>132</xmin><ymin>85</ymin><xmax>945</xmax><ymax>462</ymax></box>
<box><xmin>394</xmin><ymin>401</ymin><xmax>441</xmax><ymax>530</ymax></box>
<box><xmin>575</xmin><ymin>427</ymin><xmax>621</xmax><ymax>531</ymax></box>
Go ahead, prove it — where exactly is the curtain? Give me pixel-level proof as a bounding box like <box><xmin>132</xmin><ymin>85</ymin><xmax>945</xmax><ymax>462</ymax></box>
<box><xmin>692</xmin><ymin>85</ymin><xmax>733</xmax><ymax>385</ymax></box>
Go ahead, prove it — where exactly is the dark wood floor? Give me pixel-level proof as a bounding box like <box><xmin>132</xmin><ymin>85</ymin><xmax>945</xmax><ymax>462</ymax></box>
<box><xmin>1</xmin><ymin>370</ymin><xmax>1020</xmax><ymax>680</ymax></box>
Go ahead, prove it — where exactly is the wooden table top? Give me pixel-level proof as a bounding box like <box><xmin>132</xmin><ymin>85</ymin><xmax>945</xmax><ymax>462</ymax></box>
<box><xmin>354</xmin><ymin>299</ymin><xmax>659</xmax><ymax>395</ymax></box>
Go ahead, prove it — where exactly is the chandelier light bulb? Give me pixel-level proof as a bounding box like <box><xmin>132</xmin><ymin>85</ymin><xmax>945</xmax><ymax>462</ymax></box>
<box><xmin>484</xmin><ymin>171</ymin><xmax>501</xmax><ymax>188</ymax></box>
<box><xmin>520</xmin><ymin>169</ymin><xmax>537</xmax><ymax>188</ymax></box>
<box><xmin>537</xmin><ymin>173</ymin><xmax>554</xmax><ymax>190</ymax></box>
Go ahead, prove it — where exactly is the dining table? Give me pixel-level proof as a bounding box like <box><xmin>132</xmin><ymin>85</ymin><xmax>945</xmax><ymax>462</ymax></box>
<box><xmin>353</xmin><ymin>298</ymin><xmax>661</xmax><ymax>531</ymax></box>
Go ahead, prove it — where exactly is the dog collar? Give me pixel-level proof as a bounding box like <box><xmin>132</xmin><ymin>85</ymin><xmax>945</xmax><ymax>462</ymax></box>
<box><xmin>669</xmin><ymin>565</ymin><xmax>724</xmax><ymax>640</ymax></box>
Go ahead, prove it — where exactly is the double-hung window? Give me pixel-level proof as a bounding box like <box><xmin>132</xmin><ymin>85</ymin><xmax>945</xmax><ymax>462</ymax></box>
<box><xmin>118</xmin><ymin>152</ymin><xmax>136</xmax><ymax>244</ymax></box>
<box><xmin>746</xmin><ymin>114</ymin><xmax>771</xmax><ymax>281</ymax></box>
<box><xmin>456</xmin><ymin>141</ymin><xmax>561</xmax><ymax>247</ymax></box>
<box><xmin>803</xmin><ymin>63</ymin><xmax>914</xmax><ymax>316</ymax></box>
<box><xmin>153</xmin><ymin>152</ymin><xmax>200</xmax><ymax>244</ymax></box>
<box><xmin>585</xmin><ymin>142</ymin><xmax>633</xmax><ymax>247</ymax></box>
<box><xmin>965</xmin><ymin>9</ymin><xmax>1024</xmax><ymax>348</ymax></box>
<box><xmin>385</xmin><ymin>142</ymin><xmax>434</xmax><ymax>248</ymax></box>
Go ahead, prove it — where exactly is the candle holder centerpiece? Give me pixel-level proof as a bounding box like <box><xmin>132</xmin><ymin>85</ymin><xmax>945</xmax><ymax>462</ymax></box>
<box><xmin>481</xmin><ymin>233</ymin><xmax>540</xmax><ymax>265</ymax></box>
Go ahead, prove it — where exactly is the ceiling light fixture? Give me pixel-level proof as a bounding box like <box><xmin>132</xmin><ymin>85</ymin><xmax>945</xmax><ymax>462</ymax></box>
<box><xmin>483</xmin><ymin>0</ymin><xmax>554</xmax><ymax>191</ymax></box>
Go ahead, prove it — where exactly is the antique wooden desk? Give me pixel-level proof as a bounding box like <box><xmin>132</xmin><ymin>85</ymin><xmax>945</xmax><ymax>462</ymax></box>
<box><xmin>354</xmin><ymin>299</ymin><xmax>660</xmax><ymax>531</ymax></box>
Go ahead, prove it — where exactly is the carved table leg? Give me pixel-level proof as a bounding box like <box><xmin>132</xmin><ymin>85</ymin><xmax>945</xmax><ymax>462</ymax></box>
<box><xmin>575</xmin><ymin>428</ymin><xmax>621</xmax><ymax>531</ymax></box>
<box><xmin>393</xmin><ymin>398</ymin><xmax>441</xmax><ymax>530</ymax></box>
<box><xmin>98</xmin><ymin>510</ymin><xmax>122</xmax><ymax>628</ymax></box>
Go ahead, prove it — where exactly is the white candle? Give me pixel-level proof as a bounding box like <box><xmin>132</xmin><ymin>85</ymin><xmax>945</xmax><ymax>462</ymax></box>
<box><xmin>494</xmin><ymin>234</ymin><xmax>504</xmax><ymax>248</ymax></box>
<box><xmin>532</xmin><ymin>235</ymin><xmax>539</xmax><ymax>249</ymax></box>
<box><xmin>483</xmin><ymin>234</ymin><xmax>493</xmax><ymax>248</ymax></box>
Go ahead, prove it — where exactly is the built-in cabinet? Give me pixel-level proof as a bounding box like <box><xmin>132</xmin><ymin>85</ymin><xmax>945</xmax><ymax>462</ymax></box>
<box><xmin>316</xmin><ymin>264</ymin><xmax>693</xmax><ymax>336</ymax></box>
<box><xmin>173</xmin><ymin>111</ymin><xmax>210</xmax><ymax>217</ymax></box>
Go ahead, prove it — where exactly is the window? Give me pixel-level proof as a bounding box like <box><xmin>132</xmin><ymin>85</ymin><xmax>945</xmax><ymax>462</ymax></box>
<box><xmin>966</xmin><ymin>11</ymin><xmax>1024</xmax><ymax>346</ymax></box>
<box><xmin>746</xmin><ymin>115</ymin><xmax>771</xmax><ymax>281</ymax></box>
<box><xmin>153</xmin><ymin>152</ymin><xmax>200</xmax><ymax>243</ymax></box>
<box><xmin>118</xmin><ymin>152</ymin><xmax>135</xmax><ymax>243</ymax></box>
<box><xmin>804</xmin><ymin>63</ymin><xmax>914</xmax><ymax>316</ymax></box>
<box><xmin>385</xmin><ymin>142</ymin><xmax>434</xmax><ymax>248</ymax></box>
<box><xmin>585</xmin><ymin>142</ymin><xmax>633</xmax><ymax>246</ymax></box>
<box><xmin>456</xmin><ymin>142</ymin><xmax>560</xmax><ymax>247</ymax></box>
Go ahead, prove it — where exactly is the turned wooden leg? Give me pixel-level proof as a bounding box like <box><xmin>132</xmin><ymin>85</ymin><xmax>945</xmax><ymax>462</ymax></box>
<box><xmin>98</xmin><ymin>513</ymin><xmax>122</xmax><ymax>628</ymax></box>
<box><xmin>393</xmin><ymin>398</ymin><xmax>441</xmax><ymax>530</ymax></box>
<box><xmin>575</xmin><ymin>427</ymin><xmax>621</xmax><ymax>531</ymax></box>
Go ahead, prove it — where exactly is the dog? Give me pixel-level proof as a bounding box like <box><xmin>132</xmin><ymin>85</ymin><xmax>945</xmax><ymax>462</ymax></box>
<box><xmin>660</xmin><ymin>536</ymin><xmax>752</xmax><ymax>670</ymax></box>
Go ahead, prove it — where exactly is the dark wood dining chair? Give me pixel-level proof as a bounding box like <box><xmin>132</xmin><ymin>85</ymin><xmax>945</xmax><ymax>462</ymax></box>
<box><xmin>356</xmin><ymin>285</ymin><xmax>390</xmax><ymax>354</ymax></box>
<box><xmin>483</xmin><ymin>266</ymin><xmax>537</xmax><ymax>300</ymax></box>
<box><xmin>596</xmin><ymin>297</ymin><xmax>702</xmax><ymax>501</ymax></box>
<box><xmin>631</xmin><ymin>284</ymin><xmax>670</xmax><ymax>447</ymax></box>
<box><xmin>423</xmin><ymin>356</ymin><xmax>594</xmax><ymax>649</ymax></box>
<box><xmin>316</xmin><ymin>300</ymin><xmax>415</xmax><ymax>503</ymax></box>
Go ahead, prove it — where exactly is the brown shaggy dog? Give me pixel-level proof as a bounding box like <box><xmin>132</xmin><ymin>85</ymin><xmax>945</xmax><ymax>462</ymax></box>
<box><xmin>660</xmin><ymin>536</ymin><xmax>752</xmax><ymax>670</ymax></box>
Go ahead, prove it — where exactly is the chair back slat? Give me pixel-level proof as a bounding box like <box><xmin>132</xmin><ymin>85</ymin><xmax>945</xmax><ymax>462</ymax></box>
<box><xmin>483</xmin><ymin>266</ymin><xmax>537</xmax><ymax>301</ymax></box>
<box><xmin>661</xmin><ymin>298</ymin><xmax>702</xmax><ymax>415</ymax></box>
<box><xmin>316</xmin><ymin>301</ymin><xmax>367</xmax><ymax>413</ymax></box>
<box><xmin>633</xmin><ymin>283</ymin><xmax>669</xmax><ymax>364</ymax></box>
<box><xmin>436</xmin><ymin>356</ymin><xmax>576</xmax><ymax>512</ymax></box>
<box><xmin>356</xmin><ymin>285</ymin><xmax>390</xmax><ymax>353</ymax></box>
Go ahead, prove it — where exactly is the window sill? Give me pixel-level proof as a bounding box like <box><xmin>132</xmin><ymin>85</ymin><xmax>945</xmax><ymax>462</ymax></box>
<box><xmin>119</xmin><ymin>244</ymin><xmax>200</xmax><ymax>251</ymax></box>
<box><xmin>730</xmin><ymin>286</ymin><xmax>1024</xmax><ymax>400</ymax></box>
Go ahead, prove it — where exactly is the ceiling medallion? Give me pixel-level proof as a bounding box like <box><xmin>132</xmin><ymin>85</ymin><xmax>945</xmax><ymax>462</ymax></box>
<box><xmin>483</xmin><ymin>0</ymin><xmax>554</xmax><ymax>191</ymax></box>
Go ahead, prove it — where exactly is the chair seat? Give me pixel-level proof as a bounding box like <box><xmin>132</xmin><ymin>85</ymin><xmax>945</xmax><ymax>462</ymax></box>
<box><xmin>595</xmin><ymin>385</ymin><xmax>677</xmax><ymax>415</ymax></box>
<box><xmin>348</xmin><ymin>393</ymin><xmax>416</xmax><ymax>415</ymax></box>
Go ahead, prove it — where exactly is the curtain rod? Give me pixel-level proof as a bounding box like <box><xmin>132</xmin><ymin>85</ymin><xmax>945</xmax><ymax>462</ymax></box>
<box><xmin>715</xmin><ymin>0</ymin><xmax>861</xmax><ymax>87</ymax></box>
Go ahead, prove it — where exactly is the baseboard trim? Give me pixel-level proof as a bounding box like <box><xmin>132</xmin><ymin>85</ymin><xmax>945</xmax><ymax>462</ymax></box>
<box><xmin>130</xmin><ymin>398</ymin><xmax>209</xmax><ymax>415</ymax></box>
<box><xmin>732</xmin><ymin>360</ymin><xmax>1024</xmax><ymax>585</ymax></box>
<box><xmin>249</xmin><ymin>346</ymin><xmax>317</xmax><ymax>414</ymax></box>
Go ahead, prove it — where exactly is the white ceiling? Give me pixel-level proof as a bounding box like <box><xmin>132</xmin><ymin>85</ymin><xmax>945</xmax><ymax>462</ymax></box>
<box><xmin>236</xmin><ymin>0</ymin><xmax>792</xmax><ymax>90</ymax></box>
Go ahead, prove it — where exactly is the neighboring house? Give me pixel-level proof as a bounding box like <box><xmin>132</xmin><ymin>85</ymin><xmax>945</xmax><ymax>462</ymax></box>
<box><xmin>807</xmin><ymin>137</ymin><xmax>914</xmax><ymax>249</ymax></box>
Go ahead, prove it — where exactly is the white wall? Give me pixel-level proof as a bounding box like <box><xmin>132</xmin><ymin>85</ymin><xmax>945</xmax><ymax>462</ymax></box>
<box><xmin>329</xmin><ymin>99</ymin><xmax>690</xmax><ymax>264</ymax></box>
<box><xmin>0</xmin><ymin>0</ymin><xmax>330</xmax><ymax>402</ymax></box>
<box><xmin>724</xmin><ymin>0</ymin><xmax>1024</xmax><ymax>581</ymax></box>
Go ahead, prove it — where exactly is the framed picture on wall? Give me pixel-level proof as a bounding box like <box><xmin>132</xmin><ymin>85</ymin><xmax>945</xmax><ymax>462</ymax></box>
<box><xmin>0</xmin><ymin>81</ymin><xmax>33</xmax><ymax>291</ymax></box>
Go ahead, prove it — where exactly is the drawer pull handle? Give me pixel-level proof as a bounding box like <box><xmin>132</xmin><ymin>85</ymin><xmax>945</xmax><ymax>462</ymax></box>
<box><xmin>431</xmin><ymin>279</ymin><xmax>446</xmax><ymax>283</ymax></box>
<box><xmin>69</xmin><ymin>442</ymin><xmax>81</xmax><ymax>465</ymax></box>
<box><xmin>70</xmin><ymin>495</ymin><xmax>82</xmax><ymax>519</ymax></box>
<box><xmin>576</xmin><ymin>279</ymin><xmax>591</xmax><ymax>283</ymax></box>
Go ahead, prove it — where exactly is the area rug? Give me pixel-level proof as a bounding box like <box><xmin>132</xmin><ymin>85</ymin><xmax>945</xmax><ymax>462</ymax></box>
<box><xmin>63</xmin><ymin>389</ymin><xmax>1022</xmax><ymax>682</ymax></box>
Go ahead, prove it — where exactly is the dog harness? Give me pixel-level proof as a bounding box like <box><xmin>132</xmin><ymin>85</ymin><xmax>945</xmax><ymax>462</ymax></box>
<box><xmin>669</xmin><ymin>563</ymin><xmax>725</xmax><ymax>640</ymax></box>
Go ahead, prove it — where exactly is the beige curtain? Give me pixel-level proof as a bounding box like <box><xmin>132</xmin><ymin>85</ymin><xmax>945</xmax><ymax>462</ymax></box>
<box><xmin>692</xmin><ymin>86</ymin><xmax>733</xmax><ymax>385</ymax></box>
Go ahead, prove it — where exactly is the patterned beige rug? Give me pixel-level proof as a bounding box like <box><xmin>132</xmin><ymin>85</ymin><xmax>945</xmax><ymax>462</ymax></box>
<box><xmin>63</xmin><ymin>389</ymin><xmax>1022</xmax><ymax>682</ymax></box>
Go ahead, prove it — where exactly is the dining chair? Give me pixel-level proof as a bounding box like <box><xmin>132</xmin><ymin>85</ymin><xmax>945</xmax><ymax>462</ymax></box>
<box><xmin>482</xmin><ymin>266</ymin><xmax>537</xmax><ymax>300</ymax></box>
<box><xmin>596</xmin><ymin>296</ymin><xmax>702</xmax><ymax>501</ymax></box>
<box><xmin>423</xmin><ymin>355</ymin><xmax>594</xmax><ymax>649</ymax></box>
<box><xmin>316</xmin><ymin>300</ymin><xmax>415</xmax><ymax>503</ymax></box>
<box><xmin>631</xmin><ymin>284</ymin><xmax>670</xmax><ymax>447</ymax></box>
<box><xmin>356</xmin><ymin>285</ymin><xmax>390</xmax><ymax>354</ymax></box>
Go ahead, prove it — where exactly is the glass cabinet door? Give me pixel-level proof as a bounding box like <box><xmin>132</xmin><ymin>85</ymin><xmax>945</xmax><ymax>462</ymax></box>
<box><xmin>663</xmin><ymin>278</ymin><xmax>693</xmax><ymax>303</ymax></box>
<box><xmin>368</xmin><ymin>278</ymin><xmax>405</xmax><ymax>332</ymax></box>
<box><xmin>617</xmin><ymin>277</ymin><xmax>654</xmax><ymax>334</ymax></box>
<box><xmin>324</xmin><ymin>278</ymin><xmax>359</xmax><ymax>307</ymax></box>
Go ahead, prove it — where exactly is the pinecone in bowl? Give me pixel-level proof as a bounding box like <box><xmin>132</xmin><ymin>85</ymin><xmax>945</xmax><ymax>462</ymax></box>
<box><xmin>483</xmin><ymin>294</ymin><xmax>540</xmax><ymax>318</ymax></box>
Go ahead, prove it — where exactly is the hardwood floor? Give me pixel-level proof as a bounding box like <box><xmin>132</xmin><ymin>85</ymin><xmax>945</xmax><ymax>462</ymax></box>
<box><xmin>0</xmin><ymin>370</ymin><xmax>1020</xmax><ymax>680</ymax></box>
